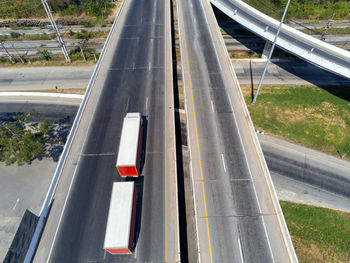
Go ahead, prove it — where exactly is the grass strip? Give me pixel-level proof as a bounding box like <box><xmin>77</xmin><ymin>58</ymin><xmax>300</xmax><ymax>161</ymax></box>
<box><xmin>0</xmin><ymin>30</ymin><xmax>109</xmax><ymax>42</ymax></box>
<box><xmin>0</xmin><ymin>53</ymin><xmax>99</xmax><ymax>67</ymax></box>
<box><xmin>301</xmin><ymin>27</ymin><xmax>350</xmax><ymax>35</ymax></box>
<box><xmin>243</xmin><ymin>0</ymin><xmax>350</xmax><ymax>20</ymax></box>
<box><xmin>281</xmin><ymin>201</ymin><xmax>350</xmax><ymax>263</ymax></box>
<box><xmin>241</xmin><ymin>85</ymin><xmax>350</xmax><ymax>159</ymax></box>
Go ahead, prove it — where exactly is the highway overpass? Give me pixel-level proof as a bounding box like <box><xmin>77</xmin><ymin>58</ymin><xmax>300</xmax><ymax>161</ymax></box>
<box><xmin>211</xmin><ymin>0</ymin><xmax>350</xmax><ymax>79</ymax></box>
<box><xmin>5</xmin><ymin>94</ymin><xmax>348</xmax><ymax>261</ymax></box>
<box><xmin>21</xmin><ymin>0</ymin><xmax>308</xmax><ymax>261</ymax></box>
<box><xmin>177</xmin><ymin>0</ymin><xmax>297</xmax><ymax>261</ymax></box>
<box><xmin>28</xmin><ymin>0</ymin><xmax>179</xmax><ymax>261</ymax></box>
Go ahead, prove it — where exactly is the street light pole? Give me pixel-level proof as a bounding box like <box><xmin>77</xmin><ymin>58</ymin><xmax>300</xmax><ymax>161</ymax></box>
<box><xmin>252</xmin><ymin>0</ymin><xmax>290</xmax><ymax>104</ymax></box>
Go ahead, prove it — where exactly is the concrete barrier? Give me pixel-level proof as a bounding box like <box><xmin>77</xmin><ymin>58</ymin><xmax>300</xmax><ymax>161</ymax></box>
<box><xmin>211</xmin><ymin>0</ymin><xmax>350</xmax><ymax>79</ymax></box>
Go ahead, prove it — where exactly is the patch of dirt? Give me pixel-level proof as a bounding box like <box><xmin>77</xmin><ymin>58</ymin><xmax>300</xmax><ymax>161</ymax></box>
<box><xmin>22</xmin><ymin>88</ymin><xmax>86</xmax><ymax>95</ymax></box>
<box><xmin>0</xmin><ymin>59</ymin><xmax>97</xmax><ymax>68</ymax></box>
<box><xmin>275</xmin><ymin>107</ymin><xmax>347</xmax><ymax>130</ymax></box>
<box><xmin>292</xmin><ymin>236</ymin><xmax>350</xmax><ymax>263</ymax></box>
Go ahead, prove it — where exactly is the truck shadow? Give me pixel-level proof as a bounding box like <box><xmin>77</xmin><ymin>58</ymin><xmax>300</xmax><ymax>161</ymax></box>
<box><xmin>139</xmin><ymin>116</ymin><xmax>148</xmax><ymax>175</ymax></box>
<box><xmin>132</xmin><ymin>176</ymin><xmax>144</xmax><ymax>248</ymax></box>
<box><xmin>124</xmin><ymin>116</ymin><xmax>147</xmax><ymax>249</ymax></box>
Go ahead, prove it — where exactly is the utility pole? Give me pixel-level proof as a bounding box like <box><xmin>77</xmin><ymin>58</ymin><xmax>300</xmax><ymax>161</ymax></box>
<box><xmin>252</xmin><ymin>0</ymin><xmax>290</xmax><ymax>104</ymax></box>
<box><xmin>41</xmin><ymin>0</ymin><xmax>71</xmax><ymax>63</ymax></box>
<box><xmin>0</xmin><ymin>42</ymin><xmax>14</xmax><ymax>62</ymax></box>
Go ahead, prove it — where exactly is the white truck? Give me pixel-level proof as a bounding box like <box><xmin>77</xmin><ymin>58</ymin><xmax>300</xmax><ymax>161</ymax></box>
<box><xmin>104</xmin><ymin>182</ymin><xmax>137</xmax><ymax>254</ymax></box>
<box><xmin>116</xmin><ymin>113</ymin><xmax>143</xmax><ymax>177</ymax></box>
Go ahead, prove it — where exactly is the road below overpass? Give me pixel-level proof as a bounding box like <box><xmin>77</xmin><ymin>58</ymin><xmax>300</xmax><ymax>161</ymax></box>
<box><xmin>3</xmin><ymin>97</ymin><xmax>348</xmax><ymax>261</ymax></box>
<box><xmin>259</xmin><ymin>134</ymin><xmax>350</xmax><ymax>211</ymax></box>
<box><xmin>211</xmin><ymin>0</ymin><xmax>350</xmax><ymax>79</ymax></box>
<box><xmin>33</xmin><ymin>0</ymin><xmax>179</xmax><ymax>261</ymax></box>
<box><xmin>2</xmin><ymin>56</ymin><xmax>349</xmax><ymax>92</ymax></box>
<box><xmin>0</xmin><ymin>66</ymin><xmax>93</xmax><ymax>91</ymax></box>
<box><xmin>231</xmin><ymin>59</ymin><xmax>350</xmax><ymax>86</ymax></box>
<box><xmin>177</xmin><ymin>0</ymin><xmax>296</xmax><ymax>261</ymax></box>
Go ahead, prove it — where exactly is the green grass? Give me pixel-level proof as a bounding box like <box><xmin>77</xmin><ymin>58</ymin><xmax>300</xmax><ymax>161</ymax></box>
<box><xmin>243</xmin><ymin>0</ymin><xmax>350</xmax><ymax>20</ymax></box>
<box><xmin>229</xmin><ymin>51</ymin><xmax>262</xmax><ymax>59</ymax></box>
<box><xmin>0</xmin><ymin>30</ymin><xmax>109</xmax><ymax>42</ymax></box>
<box><xmin>281</xmin><ymin>201</ymin><xmax>350</xmax><ymax>262</ymax></box>
<box><xmin>242</xmin><ymin>85</ymin><xmax>350</xmax><ymax>158</ymax></box>
<box><xmin>0</xmin><ymin>0</ymin><xmax>114</xmax><ymax>19</ymax></box>
<box><xmin>0</xmin><ymin>52</ymin><xmax>99</xmax><ymax>67</ymax></box>
<box><xmin>301</xmin><ymin>27</ymin><xmax>350</xmax><ymax>35</ymax></box>
<box><xmin>0</xmin><ymin>33</ymin><xmax>54</xmax><ymax>42</ymax></box>
<box><xmin>68</xmin><ymin>30</ymin><xmax>109</xmax><ymax>40</ymax></box>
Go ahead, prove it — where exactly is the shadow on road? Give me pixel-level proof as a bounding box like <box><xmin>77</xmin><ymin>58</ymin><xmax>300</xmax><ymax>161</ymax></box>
<box><xmin>212</xmin><ymin>5</ymin><xmax>350</xmax><ymax>102</ymax></box>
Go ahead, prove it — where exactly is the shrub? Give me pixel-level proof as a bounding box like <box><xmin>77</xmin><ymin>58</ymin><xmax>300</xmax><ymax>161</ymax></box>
<box><xmin>38</xmin><ymin>50</ymin><xmax>51</xmax><ymax>61</ymax></box>
<box><xmin>0</xmin><ymin>110</ymin><xmax>53</xmax><ymax>166</ymax></box>
<box><xmin>10</xmin><ymin>32</ymin><xmax>21</xmax><ymax>39</ymax></box>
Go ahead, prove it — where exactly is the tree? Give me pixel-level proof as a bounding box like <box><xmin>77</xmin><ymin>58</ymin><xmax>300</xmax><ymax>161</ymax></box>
<box><xmin>0</xmin><ymin>110</ymin><xmax>53</xmax><ymax>166</ymax></box>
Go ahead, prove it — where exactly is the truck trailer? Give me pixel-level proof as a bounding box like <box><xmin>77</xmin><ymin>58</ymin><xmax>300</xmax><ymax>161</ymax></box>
<box><xmin>104</xmin><ymin>182</ymin><xmax>137</xmax><ymax>254</ymax></box>
<box><xmin>116</xmin><ymin>113</ymin><xmax>143</xmax><ymax>177</ymax></box>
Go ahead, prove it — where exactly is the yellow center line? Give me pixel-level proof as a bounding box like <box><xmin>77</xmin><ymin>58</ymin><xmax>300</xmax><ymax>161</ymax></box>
<box><xmin>181</xmin><ymin>14</ymin><xmax>214</xmax><ymax>263</ymax></box>
<box><xmin>260</xmin><ymin>138</ymin><xmax>350</xmax><ymax>171</ymax></box>
<box><xmin>164</xmin><ymin>0</ymin><xmax>168</xmax><ymax>260</ymax></box>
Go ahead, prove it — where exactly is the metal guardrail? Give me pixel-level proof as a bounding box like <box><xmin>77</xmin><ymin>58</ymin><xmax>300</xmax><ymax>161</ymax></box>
<box><xmin>211</xmin><ymin>0</ymin><xmax>350</xmax><ymax>79</ymax></box>
<box><xmin>23</xmin><ymin>0</ymin><xmax>127</xmax><ymax>261</ymax></box>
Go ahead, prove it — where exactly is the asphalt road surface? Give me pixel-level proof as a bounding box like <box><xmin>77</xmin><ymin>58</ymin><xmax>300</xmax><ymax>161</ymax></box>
<box><xmin>177</xmin><ymin>0</ymin><xmax>296</xmax><ymax>262</ymax></box>
<box><xmin>33</xmin><ymin>0</ymin><xmax>179</xmax><ymax>261</ymax></box>
<box><xmin>231</xmin><ymin>59</ymin><xmax>350</xmax><ymax>86</ymax></box>
<box><xmin>3</xmin><ymin>56</ymin><xmax>349</xmax><ymax>92</ymax></box>
<box><xmin>212</xmin><ymin>0</ymin><xmax>350</xmax><ymax>79</ymax></box>
<box><xmin>0</xmin><ymin>66</ymin><xmax>93</xmax><ymax>91</ymax></box>
<box><xmin>3</xmin><ymin>99</ymin><xmax>349</xmax><ymax>261</ymax></box>
<box><xmin>260</xmin><ymin>135</ymin><xmax>350</xmax><ymax>209</ymax></box>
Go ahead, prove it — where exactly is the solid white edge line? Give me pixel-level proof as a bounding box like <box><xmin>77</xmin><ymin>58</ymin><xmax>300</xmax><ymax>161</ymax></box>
<box><xmin>211</xmin><ymin>100</ymin><xmax>214</xmax><ymax>113</ymax></box>
<box><xmin>46</xmin><ymin>158</ymin><xmax>80</xmax><ymax>261</ymax></box>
